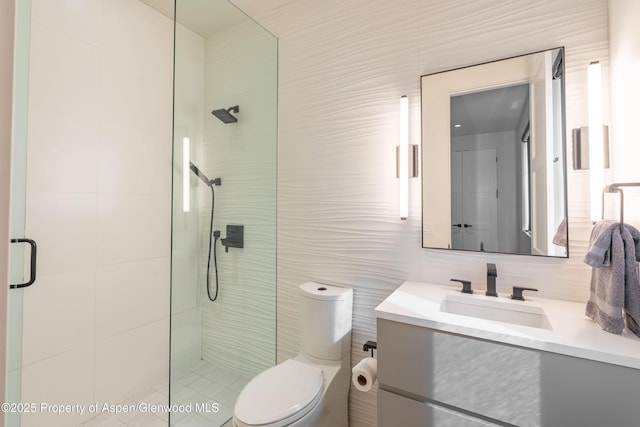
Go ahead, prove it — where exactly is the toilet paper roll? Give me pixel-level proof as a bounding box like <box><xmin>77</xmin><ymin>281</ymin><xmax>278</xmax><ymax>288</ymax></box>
<box><xmin>351</xmin><ymin>357</ymin><xmax>377</xmax><ymax>392</ymax></box>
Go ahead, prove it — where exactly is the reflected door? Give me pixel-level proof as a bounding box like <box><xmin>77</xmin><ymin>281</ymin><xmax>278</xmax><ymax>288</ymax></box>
<box><xmin>530</xmin><ymin>50</ymin><xmax>554</xmax><ymax>255</ymax></box>
<box><xmin>450</xmin><ymin>152</ymin><xmax>463</xmax><ymax>249</ymax></box>
<box><xmin>451</xmin><ymin>149</ymin><xmax>498</xmax><ymax>251</ymax></box>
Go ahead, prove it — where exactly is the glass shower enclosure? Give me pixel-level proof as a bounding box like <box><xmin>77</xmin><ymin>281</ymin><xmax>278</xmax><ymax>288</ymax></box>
<box><xmin>170</xmin><ymin>1</ymin><xmax>277</xmax><ymax>426</ymax></box>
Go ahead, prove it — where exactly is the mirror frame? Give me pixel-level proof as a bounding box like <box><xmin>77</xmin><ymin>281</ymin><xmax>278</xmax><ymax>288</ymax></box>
<box><xmin>420</xmin><ymin>47</ymin><xmax>568</xmax><ymax>258</ymax></box>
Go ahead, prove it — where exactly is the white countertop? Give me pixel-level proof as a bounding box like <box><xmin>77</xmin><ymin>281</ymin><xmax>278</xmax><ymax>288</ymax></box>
<box><xmin>375</xmin><ymin>281</ymin><xmax>640</xmax><ymax>370</ymax></box>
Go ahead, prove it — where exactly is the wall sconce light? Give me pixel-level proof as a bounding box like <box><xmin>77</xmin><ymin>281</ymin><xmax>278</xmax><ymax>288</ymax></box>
<box><xmin>572</xmin><ymin>61</ymin><xmax>610</xmax><ymax>172</ymax></box>
<box><xmin>397</xmin><ymin>95</ymin><xmax>418</xmax><ymax>220</ymax></box>
<box><xmin>571</xmin><ymin>126</ymin><xmax>609</xmax><ymax>170</ymax></box>
<box><xmin>183</xmin><ymin>136</ymin><xmax>190</xmax><ymax>213</ymax></box>
<box><xmin>588</xmin><ymin>61</ymin><xmax>604</xmax><ymax>223</ymax></box>
<box><xmin>572</xmin><ymin>61</ymin><xmax>611</xmax><ymax>222</ymax></box>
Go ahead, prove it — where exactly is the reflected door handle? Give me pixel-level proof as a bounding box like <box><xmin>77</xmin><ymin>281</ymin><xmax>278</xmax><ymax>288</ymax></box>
<box><xmin>10</xmin><ymin>238</ymin><xmax>37</xmax><ymax>289</ymax></box>
<box><xmin>463</xmin><ymin>224</ymin><xmax>473</xmax><ymax>228</ymax></box>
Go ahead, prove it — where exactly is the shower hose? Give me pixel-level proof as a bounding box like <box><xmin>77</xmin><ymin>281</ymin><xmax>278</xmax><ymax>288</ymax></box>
<box><xmin>206</xmin><ymin>184</ymin><xmax>219</xmax><ymax>301</ymax></box>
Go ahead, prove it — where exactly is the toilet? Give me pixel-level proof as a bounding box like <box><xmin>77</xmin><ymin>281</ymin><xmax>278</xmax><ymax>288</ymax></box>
<box><xmin>233</xmin><ymin>282</ymin><xmax>353</xmax><ymax>427</ymax></box>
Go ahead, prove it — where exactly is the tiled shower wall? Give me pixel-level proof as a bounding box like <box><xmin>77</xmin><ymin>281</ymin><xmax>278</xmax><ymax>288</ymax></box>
<box><xmin>237</xmin><ymin>0</ymin><xmax>610</xmax><ymax>426</ymax></box>
<box><xmin>171</xmin><ymin>3</ymin><xmax>278</xmax><ymax>400</ymax></box>
<box><xmin>20</xmin><ymin>0</ymin><xmax>173</xmax><ymax>425</ymax></box>
<box><xmin>198</xmin><ymin>18</ymin><xmax>278</xmax><ymax>380</ymax></box>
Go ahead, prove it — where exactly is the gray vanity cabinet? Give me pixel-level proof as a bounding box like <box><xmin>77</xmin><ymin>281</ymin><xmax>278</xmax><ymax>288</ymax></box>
<box><xmin>377</xmin><ymin>318</ymin><xmax>640</xmax><ymax>427</ymax></box>
<box><xmin>379</xmin><ymin>389</ymin><xmax>498</xmax><ymax>426</ymax></box>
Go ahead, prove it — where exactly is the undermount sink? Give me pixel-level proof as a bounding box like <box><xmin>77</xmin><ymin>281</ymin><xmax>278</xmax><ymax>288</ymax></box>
<box><xmin>440</xmin><ymin>294</ymin><xmax>553</xmax><ymax>330</ymax></box>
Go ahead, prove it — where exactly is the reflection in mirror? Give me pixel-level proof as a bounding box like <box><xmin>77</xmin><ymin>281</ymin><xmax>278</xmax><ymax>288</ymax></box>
<box><xmin>422</xmin><ymin>48</ymin><xmax>568</xmax><ymax>257</ymax></box>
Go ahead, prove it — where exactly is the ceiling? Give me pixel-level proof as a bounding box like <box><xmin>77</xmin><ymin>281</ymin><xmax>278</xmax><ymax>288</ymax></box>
<box><xmin>139</xmin><ymin>0</ymin><xmax>174</xmax><ymax>19</ymax></box>
<box><xmin>175</xmin><ymin>0</ymin><xmax>247</xmax><ymax>37</ymax></box>
<box><xmin>139</xmin><ymin>0</ymin><xmax>294</xmax><ymax>36</ymax></box>
<box><xmin>450</xmin><ymin>84</ymin><xmax>529</xmax><ymax>138</ymax></box>
<box><xmin>230</xmin><ymin>0</ymin><xmax>297</xmax><ymax>20</ymax></box>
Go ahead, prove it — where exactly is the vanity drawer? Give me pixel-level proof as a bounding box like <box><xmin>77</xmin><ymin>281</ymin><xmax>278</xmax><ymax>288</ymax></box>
<box><xmin>377</xmin><ymin>319</ymin><xmax>539</xmax><ymax>426</ymax></box>
<box><xmin>377</xmin><ymin>318</ymin><xmax>434</xmax><ymax>398</ymax></box>
<box><xmin>378</xmin><ymin>389</ymin><xmax>499</xmax><ymax>427</ymax></box>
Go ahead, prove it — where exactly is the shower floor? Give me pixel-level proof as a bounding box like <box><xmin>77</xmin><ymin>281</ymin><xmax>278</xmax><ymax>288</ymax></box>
<box><xmin>81</xmin><ymin>360</ymin><xmax>249</xmax><ymax>427</ymax></box>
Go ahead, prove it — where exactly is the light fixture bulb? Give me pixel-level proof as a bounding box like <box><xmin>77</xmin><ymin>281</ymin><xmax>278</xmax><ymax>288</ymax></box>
<box><xmin>588</xmin><ymin>61</ymin><xmax>603</xmax><ymax>223</ymax></box>
<box><xmin>400</xmin><ymin>95</ymin><xmax>409</xmax><ymax>220</ymax></box>
<box><xmin>183</xmin><ymin>137</ymin><xmax>190</xmax><ymax>212</ymax></box>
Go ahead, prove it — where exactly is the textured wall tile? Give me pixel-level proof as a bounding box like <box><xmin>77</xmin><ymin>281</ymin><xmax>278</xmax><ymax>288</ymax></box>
<box><xmin>271</xmin><ymin>1</ymin><xmax>609</xmax><ymax>426</ymax></box>
<box><xmin>197</xmin><ymin>19</ymin><xmax>278</xmax><ymax>379</ymax></box>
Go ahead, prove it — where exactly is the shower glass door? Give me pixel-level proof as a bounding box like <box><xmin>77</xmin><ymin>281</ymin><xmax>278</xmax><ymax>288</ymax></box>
<box><xmin>170</xmin><ymin>1</ymin><xmax>278</xmax><ymax>426</ymax></box>
<box><xmin>7</xmin><ymin>1</ymin><xmax>33</xmax><ymax>425</ymax></box>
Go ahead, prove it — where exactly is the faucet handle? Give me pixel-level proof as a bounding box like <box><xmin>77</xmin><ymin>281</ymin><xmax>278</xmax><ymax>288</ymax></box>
<box><xmin>450</xmin><ymin>279</ymin><xmax>473</xmax><ymax>294</ymax></box>
<box><xmin>511</xmin><ymin>286</ymin><xmax>538</xmax><ymax>301</ymax></box>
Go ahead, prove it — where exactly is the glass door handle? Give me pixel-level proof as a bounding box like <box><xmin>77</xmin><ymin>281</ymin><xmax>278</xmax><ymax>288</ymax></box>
<box><xmin>10</xmin><ymin>238</ymin><xmax>37</xmax><ymax>289</ymax></box>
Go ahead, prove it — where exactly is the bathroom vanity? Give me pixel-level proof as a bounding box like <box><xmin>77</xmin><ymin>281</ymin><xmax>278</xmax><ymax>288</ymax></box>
<box><xmin>375</xmin><ymin>281</ymin><xmax>640</xmax><ymax>426</ymax></box>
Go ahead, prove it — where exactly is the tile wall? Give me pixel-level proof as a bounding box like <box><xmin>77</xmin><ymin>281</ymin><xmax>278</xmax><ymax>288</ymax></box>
<box><xmin>198</xmin><ymin>15</ymin><xmax>278</xmax><ymax>380</ymax></box>
<box><xmin>235</xmin><ymin>0</ymin><xmax>610</xmax><ymax>425</ymax></box>
<box><xmin>171</xmin><ymin>2</ymin><xmax>278</xmax><ymax>386</ymax></box>
<box><xmin>19</xmin><ymin>0</ymin><xmax>173</xmax><ymax>425</ymax></box>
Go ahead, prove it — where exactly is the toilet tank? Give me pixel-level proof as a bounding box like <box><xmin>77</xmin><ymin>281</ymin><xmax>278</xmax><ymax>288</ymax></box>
<box><xmin>299</xmin><ymin>282</ymin><xmax>353</xmax><ymax>361</ymax></box>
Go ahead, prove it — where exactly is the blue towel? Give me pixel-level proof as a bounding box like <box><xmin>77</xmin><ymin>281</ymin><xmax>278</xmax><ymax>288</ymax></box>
<box><xmin>584</xmin><ymin>220</ymin><xmax>640</xmax><ymax>337</ymax></box>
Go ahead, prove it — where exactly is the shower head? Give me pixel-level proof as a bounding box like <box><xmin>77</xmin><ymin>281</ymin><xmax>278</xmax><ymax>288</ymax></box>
<box><xmin>211</xmin><ymin>105</ymin><xmax>239</xmax><ymax>124</ymax></box>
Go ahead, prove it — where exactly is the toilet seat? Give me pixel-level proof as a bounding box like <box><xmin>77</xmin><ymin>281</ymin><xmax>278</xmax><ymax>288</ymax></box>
<box><xmin>234</xmin><ymin>359</ymin><xmax>324</xmax><ymax>427</ymax></box>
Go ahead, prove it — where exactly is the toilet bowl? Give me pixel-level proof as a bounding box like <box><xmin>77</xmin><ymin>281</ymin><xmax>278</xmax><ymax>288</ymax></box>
<box><xmin>233</xmin><ymin>282</ymin><xmax>353</xmax><ymax>427</ymax></box>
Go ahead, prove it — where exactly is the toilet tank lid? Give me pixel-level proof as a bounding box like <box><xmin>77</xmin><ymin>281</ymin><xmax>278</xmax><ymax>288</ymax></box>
<box><xmin>299</xmin><ymin>282</ymin><xmax>353</xmax><ymax>301</ymax></box>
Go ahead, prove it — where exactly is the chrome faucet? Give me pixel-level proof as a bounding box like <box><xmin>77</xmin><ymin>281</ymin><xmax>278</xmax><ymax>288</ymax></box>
<box><xmin>486</xmin><ymin>263</ymin><xmax>498</xmax><ymax>297</ymax></box>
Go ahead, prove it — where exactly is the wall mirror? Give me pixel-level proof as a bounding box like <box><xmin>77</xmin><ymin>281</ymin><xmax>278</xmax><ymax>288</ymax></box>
<box><xmin>421</xmin><ymin>48</ymin><xmax>568</xmax><ymax>257</ymax></box>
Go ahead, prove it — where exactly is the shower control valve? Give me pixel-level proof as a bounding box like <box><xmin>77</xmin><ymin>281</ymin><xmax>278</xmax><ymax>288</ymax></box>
<box><xmin>221</xmin><ymin>225</ymin><xmax>244</xmax><ymax>253</ymax></box>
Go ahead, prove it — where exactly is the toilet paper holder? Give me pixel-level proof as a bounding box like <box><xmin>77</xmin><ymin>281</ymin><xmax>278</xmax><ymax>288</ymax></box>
<box><xmin>362</xmin><ymin>340</ymin><xmax>377</xmax><ymax>357</ymax></box>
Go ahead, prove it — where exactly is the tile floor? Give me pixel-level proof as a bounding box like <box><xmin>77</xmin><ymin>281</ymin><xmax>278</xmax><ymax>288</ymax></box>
<box><xmin>82</xmin><ymin>360</ymin><xmax>249</xmax><ymax>427</ymax></box>
<box><xmin>169</xmin><ymin>360</ymin><xmax>250</xmax><ymax>427</ymax></box>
